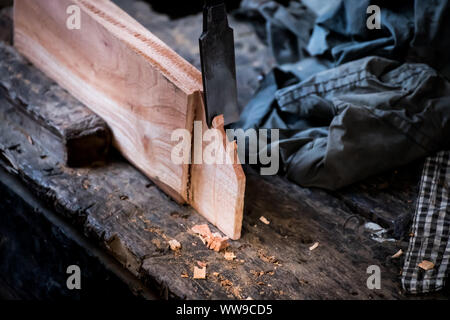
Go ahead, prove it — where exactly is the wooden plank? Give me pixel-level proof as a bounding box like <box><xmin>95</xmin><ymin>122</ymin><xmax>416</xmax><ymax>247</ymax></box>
<box><xmin>13</xmin><ymin>0</ymin><xmax>197</xmax><ymax>203</ymax></box>
<box><xmin>14</xmin><ymin>0</ymin><xmax>245</xmax><ymax>239</ymax></box>
<box><xmin>189</xmin><ymin>99</ymin><xmax>245</xmax><ymax>240</ymax></box>
<box><xmin>0</xmin><ymin>42</ymin><xmax>111</xmax><ymax>167</ymax></box>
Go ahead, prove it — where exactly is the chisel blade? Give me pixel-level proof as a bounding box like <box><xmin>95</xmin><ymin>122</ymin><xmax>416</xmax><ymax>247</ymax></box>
<box><xmin>199</xmin><ymin>0</ymin><xmax>240</xmax><ymax>127</ymax></box>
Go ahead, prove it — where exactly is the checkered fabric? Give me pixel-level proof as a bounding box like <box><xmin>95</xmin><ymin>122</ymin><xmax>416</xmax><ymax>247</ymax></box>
<box><xmin>402</xmin><ymin>151</ymin><xmax>450</xmax><ymax>293</ymax></box>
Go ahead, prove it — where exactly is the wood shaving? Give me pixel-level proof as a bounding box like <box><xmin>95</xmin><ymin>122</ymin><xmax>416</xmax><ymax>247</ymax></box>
<box><xmin>168</xmin><ymin>239</ymin><xmax>181</xmax><ymax>251</ymax></box>
<box><xmin>259</xmin><ymin>216</ymin><xmax>270</xmax><ymax>225</ymax></box>
<box><xmin>181</xmin><ymin>272</ymin><xmax>189</xmax><ymax>278</ymax></box>
<box><xmin>192</xmin><ymin>224</ymin><xmax>229</xmax><ymax>252</ymax></box>
<box><xmin>224</xmin><ymin>252</ymin><xmax>236</xmax><ymax>261</ymax></box>
<box><xmin>208</xmin><ymin>236</ymin><xmax>229</xmax><ymax>252</ymax></box>
<box><xmin>197</xmin><ymin>261</ymin><xmax>207</xmax><ymax>268</ymax></box>
<box><xmin>309</xmin><ymin>242</ymin><xmax>319</xmax><ymax>251</ymax></box>
<box><xmin>391</xmin><ymin>249</ymin><xmax>403</xmax><ymax>259</ymax></box>
<box><xmin>193</xmin><ymin>266</ymin><xmax>206</xmax><ymax>279</ymax></box>
<box><xmin>250</xmin><ymin>270</ymin><xmax>264</xmax><ymax>277</ymax></box>
<box><xmin>257</xmin><ymin>249</ymin><xmax>278</xmax><ymax>264</ymax></box>
<box><xmin>192</xmin><ymin>224</ymin><xmax>213</xmax><ymax>238</ymax></box>
<box><xmin>220</xmin><ymin>279</ymin><xmax>232</xmax><ymax>287</ymax></box>
<box><xmin>232</xmin><ymin>287</ymin><xmax>242</xmax><ymax>299</ymax></box>
<box><xmin>418</xmin><ymin>260</ymin><xmax>435</xmax><ymax>271</ymax></box>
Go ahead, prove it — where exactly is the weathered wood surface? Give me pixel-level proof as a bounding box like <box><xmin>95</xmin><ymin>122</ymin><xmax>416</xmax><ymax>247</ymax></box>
<box><xmin>1</xmin><ymin>2</ymin><xmax>448</xmax><ymax>299</ymax></box>
<box><xmin>0</xmin><ymin>167</ymin><xmax>157</xmax><ymax>300</ymax></box>
<box><xmin>0</xmin><ymin>42</ymin><xmax>111</xmax><ymax>167</ymax></box>
<box><xmin>3</xmin><ymin>108</ymin><xmax>449</xmax><ymax>299</ymax></box>
<box><xmin>14</xmin><ymin>0</ymin><xmax>245</xmax><ymax>239</ymax></box>
<box><xmin>333</xmin><ymin>164</ymin><xmax>421</xmax><ymax>239</ymax></box>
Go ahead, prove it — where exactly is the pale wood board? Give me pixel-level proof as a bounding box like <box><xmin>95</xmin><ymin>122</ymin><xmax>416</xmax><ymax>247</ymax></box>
<box><xmin>14</xmin><ymin>0</ymin><xmax>245</xmax><ymax>239</ymax></box>
<box><xmin>189</xmin><ymin>96</ymin><xmax>245</xmax><ymax>239</ymax></box>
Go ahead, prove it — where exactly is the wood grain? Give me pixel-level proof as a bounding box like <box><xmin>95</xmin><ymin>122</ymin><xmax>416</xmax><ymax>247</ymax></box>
<box><xmin>14</xmin><ymin>0</ymin><xmax>244</xmax><ymax>239</ymax></box>
<box><xmin>189</xmin><ymin>95</ymin><xmax>245</xmax><ymax>239</ymax></box>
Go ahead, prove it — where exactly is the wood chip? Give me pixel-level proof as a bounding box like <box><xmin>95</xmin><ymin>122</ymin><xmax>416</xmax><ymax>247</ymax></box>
<box><xmin>259</xmin><ymin>216</ymin><xmax>270</xmax><ymax>225</ymax></box>
<box><xmin>224</xmin><ymin>252</ymin><xmax>236</xmax><ymax>261</ymax></box>
<box><xmin>192</xmin><ymin>224</ymin><xmax>229</xmax><ymax>252</ymax></box>
<box><xmin>309</xmin><ymin>242</ymin><xmax>319</xmax><ymax>251</ymax></box>
<box><xmin>257</xmin><ymin>249</ymin><xmax>278</xmax><ymax>264</ymax></box>
<box><xmin>193</xmin><ymin>266</ymin><xmax>206</xmax><ymax>280</ymax></box>
<box><xmin>168</xmin><ymin>239</ymin><xmax>181</xmax><ymax>251</ymax></box>
<box><xmin>208</xmin><ymin>236</ymin><xmax>229</xmax><ymax>252</ymax></box>
<box><xmin>197</xmin><ymin>261</ymin><xmax>207</xmax><ymax>268</ymax></box>
<box><xmin>192</xmin><ymin>224</ymin><xmax>213</xmax><ymax>238</ymax></box>
<box><xmin>232</xmin><ymin>287</ymin><xmax>242</xmax><ymax>299</ymax></box>
<box><xmin>220</xmin><ymin>279</ymin><xmax>232</xmax><ymax>287</ymax></box>
<box><xmin>391</xmin><ymin>249</ymin><xmax>403</xmax><ymax>259</ymax></box>
<box><xmin>418</xmin><ymin>260</ymin><xmax>435</xmax><ymax>271</ymax></box>
<box><xmin>27</xmin><ymin>135</ymin><xmax>33</xmax><ymax>145</ymax></box>
<box><xmin>181</xmin><ymin>272</ymin><xmax>189</xmax><ymax>278</ymax></box>
<box><xmin>250</xmin><ymin>270</ymin><xmax>264</xmax><ymax>277</ymax></box>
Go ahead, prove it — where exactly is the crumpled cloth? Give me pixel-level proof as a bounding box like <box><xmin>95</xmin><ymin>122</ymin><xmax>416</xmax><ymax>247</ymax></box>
<box><xmin>238</xmin><ymin>0</ymin><xmax>450</xmax><ymax>79</ymax></box>
<box><xmin>234</xmin><ymin>0</ymin><xmax>450</xmax><ymax>190</ymax></box>
<box><xmin>234</xmin><ymin>56</ymin><xmax>450</xmax><ymax>190</ymax></box>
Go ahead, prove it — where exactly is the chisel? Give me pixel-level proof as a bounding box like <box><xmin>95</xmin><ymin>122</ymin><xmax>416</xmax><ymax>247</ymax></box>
<box><xmin>199</xmin><ymin>0</ymin><xmax>240</xmax><ymax>127</ymax></box>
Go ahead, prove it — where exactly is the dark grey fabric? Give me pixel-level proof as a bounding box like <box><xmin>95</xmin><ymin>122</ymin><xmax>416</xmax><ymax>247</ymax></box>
<box><xmin>238</xmin><ymin>0</ymin><xmax>450</xmax><ymax>78</ymax></box>
<box><xmin>235</xmin><ymin>0</ymin><xmax>317</xmax><ymax>64</ymax></box>
<box><xmin>234</xmin><ymin>0</ymin><xmax>450</xmax><ymax>190</ymax></box>
<box><xmin>308</xmin><ymin>0</ymin><xmax>450</xmax><ymax>79</ymax></box>
<box><xmin>234</xmin><ymin>56</ymin><xmax>450</xmax><ymax>190</ymax></box>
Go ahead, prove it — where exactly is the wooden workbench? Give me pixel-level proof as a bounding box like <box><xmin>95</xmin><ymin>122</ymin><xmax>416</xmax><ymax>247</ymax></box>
<box><xmin>0</xmin><ymin>0</ymin><xmax>448</xmax><ymax>299</ymax></box>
